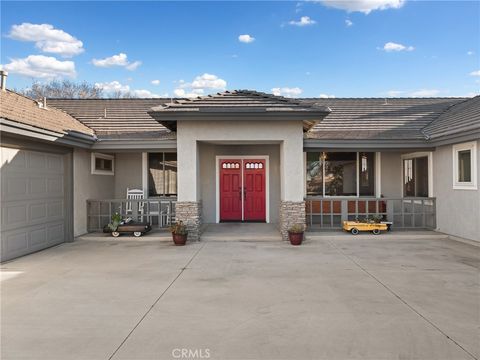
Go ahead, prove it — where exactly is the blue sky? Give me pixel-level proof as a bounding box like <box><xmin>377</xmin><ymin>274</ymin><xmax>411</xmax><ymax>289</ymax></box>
<box><xmin>1</xmin><ymin>1</ymin><xmax>479</xmax><ymax>98</ymax></box>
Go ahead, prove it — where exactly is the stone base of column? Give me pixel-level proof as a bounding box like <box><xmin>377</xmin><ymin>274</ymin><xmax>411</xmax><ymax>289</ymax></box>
<box><xmin>279</xmin><ymin>201</ymin><xmax>306</xmax><ymax>241</ymax></box>
<box><xmin>175</xmin><ymin>201</ymin><xmax>202</xmax><ymax>241</ymax></box>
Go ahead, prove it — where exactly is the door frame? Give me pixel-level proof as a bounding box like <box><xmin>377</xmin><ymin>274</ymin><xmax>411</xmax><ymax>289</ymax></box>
<box><xmin>215</xmin><ymin>155</ymin><xmax>269</xmax><ymax>223</ymax></box>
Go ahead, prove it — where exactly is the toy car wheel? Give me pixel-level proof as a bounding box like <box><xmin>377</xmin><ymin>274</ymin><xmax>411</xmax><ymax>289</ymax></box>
<box><xmin>133</xmin><ymin>231</ymin><xmax>142</xmax><ymax>237</ymax></box>
<box><xmin>351</xmin><ymin>228</ymin><xmax>359</xmax><ymax>235</ymax></box>
<box><xmin>111</xmin><ymin>231</ymin><xmax>120</xmax><ymax>237</ymax></box>
<box><xmin>372</xmin><ymin>229</ymin><xmax>381</xmax><ymax>235</ymax></box>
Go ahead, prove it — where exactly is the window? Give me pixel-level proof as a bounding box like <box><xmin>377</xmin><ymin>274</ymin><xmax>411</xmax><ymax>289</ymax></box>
<box><xmin>306</xmin><ymin>152</ymin><xmax>376</xmax><ymax>197</ymax></box>
<box><xmin>148</xmin><ymin>152</ymin><xmax>177</xmax><ymax>196</ymax></box>
<box><xmin>453</xmin><ymin>142</ymin><xmax>477</xmax><ymax>190</ymax></box>
<box><xmin>403</xmin><ymin>156</ymin><xmax>428</xmax><ymax>197</ymax></box>
<box><xmin>91</xmin><ymin>153</ymin><xmax>114</xmax><ymax>175</ymax></box>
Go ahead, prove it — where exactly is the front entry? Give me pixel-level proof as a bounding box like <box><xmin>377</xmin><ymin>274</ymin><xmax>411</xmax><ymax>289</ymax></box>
<box><xmin>220</xmin><ymin>158</ymin><xmax>266</xmax><ymax>222</ymax></box>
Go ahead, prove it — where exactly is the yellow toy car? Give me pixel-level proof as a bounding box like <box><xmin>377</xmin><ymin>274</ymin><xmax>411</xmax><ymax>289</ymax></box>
<box><xmin>342</xmin><ymin>220</ymin><xmax>388</xmax><ymax>235</ymax></box>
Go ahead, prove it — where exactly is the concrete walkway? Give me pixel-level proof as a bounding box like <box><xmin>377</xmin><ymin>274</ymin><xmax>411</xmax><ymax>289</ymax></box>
<box><xmin>1</xmin><ymin>235</ymin><xmax>479</xmax><ymax>360</ymax></box>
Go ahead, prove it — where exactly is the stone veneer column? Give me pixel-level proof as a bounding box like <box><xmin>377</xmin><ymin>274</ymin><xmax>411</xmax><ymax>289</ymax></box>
<box><xmin>175</xmin><ymin>201</ymin><xmax>202</xmax><ymax>241</ymax></box>
<box><xmin>279</xmin><ymin>201</ymin><xmax>306</xmax><ymax>241</ymax></box>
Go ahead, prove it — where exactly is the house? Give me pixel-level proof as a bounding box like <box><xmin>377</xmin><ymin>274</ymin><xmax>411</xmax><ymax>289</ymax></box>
<box><xmin>1</xmin><ymin>70</ymin><xmax>479</xmax><ymax>261</ymax></box>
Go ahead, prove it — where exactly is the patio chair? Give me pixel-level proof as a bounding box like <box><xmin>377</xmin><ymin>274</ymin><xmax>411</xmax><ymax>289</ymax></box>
<box><xmin>126</xmin><ymin>188</ymin><xmax>145</xmax><ymax>220</ymax></box>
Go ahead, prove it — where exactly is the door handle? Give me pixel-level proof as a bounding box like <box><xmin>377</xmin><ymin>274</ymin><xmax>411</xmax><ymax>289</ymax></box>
<box><xmin>238</xmin><ymin>187</ymin><xmax>242</xmax><ymax>199</ymax></box>
<box><xmin>243</xmin><ymin>187</ymin><xmax>246</xmax><ymax>201</ymax></box>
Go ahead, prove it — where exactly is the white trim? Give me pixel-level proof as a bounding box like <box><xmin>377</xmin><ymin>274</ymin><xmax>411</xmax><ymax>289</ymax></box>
<box><xmin>401</xmin><ymin>151</ymin><xmax>433</xmax><ymax>197</ymax></box>
<box><xmin>303</xmin><ymin>152</ymin><xmax>307</xmax><ymax>198</ymax></box>
<box><xmin>142</xmin><ymin>152</ymin><xmax>148</xmax><ymax>195</ymax></box>
<box><xmin>215</xmin><ymin>155</ymin><xmax>270</xmax><ymax>224</ymax></box>
<box><xmin>91</xmin><ymin>152</ymin><xmax>114</xmax><ymax>175</ymax></box>
<box><xmin>375</xmin><ymin>152</ymin><xmax>382</xmax><ymax>197</ymax></box>
<box><xmin>452</xmin><ymin>141</ymin><xmax>477</xmax><ymax>190</ymax></box>
<box><xmin>356</xmin><ymin>152</ymin><xmax>360</xmax><ymax>197</ymax></box>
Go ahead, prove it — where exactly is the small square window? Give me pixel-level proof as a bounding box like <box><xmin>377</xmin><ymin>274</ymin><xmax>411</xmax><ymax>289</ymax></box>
<box><xmin>91</xmin><ymin>153</ymin><xmax>114</xmax><ymax>175</ymax></box>
<box><xmin>453</xmin><ymin>142</ymin><xmax>477</xmax><ymax>190</ymax></box>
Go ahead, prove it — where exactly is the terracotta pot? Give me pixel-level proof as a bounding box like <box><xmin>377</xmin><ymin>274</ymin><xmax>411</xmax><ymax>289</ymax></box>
<box><xmin>288</xmin><ymin>232</ymin><xmax>304</xmax><ymax>245</ymax></box>
<box><xmin>172</xmin><ymin>233</ymin><xmax>187</xmax><ymax>246</ymax></box>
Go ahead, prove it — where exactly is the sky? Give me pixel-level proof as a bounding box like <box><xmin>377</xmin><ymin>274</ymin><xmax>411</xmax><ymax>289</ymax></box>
<box><xmin>1</xmin><ymin>0</ymin><xmax>479</xmax><ymax>98</ymax></box>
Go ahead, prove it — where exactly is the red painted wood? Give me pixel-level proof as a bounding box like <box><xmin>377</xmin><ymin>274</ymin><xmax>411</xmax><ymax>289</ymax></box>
<box><xmin>219</xmin><ymin>159</ymin><xmax>242</xmax><ymax>221</ymax></box>
<box><xmin>243</xmin><ymin>159</ymin><xmax>266</xmax><ymax>222</ymax></box>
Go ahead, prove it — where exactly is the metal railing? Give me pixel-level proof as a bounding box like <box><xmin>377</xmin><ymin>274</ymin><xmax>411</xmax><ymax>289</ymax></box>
<box><xmin>305</xmin><ymin>197</ymin><xmax>436</xmax><ymax>230</ymax></box>
<box><xmin>87</xmin><ymin>198</ymin><xmax>177</xmax><ymax>232</ymax></box>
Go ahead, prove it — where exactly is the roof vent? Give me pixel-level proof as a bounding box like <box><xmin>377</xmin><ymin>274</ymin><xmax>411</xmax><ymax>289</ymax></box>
<box><xmin>384</xmin><ymin>98</ymin><xmax>388</xmax><ymax>105</ymax></box>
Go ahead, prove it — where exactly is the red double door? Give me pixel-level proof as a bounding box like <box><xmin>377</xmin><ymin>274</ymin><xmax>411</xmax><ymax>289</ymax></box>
<box><xmin>220</xmin><ymin>159</ymin><xmax>266</xmax><ymax>222</ymax></box>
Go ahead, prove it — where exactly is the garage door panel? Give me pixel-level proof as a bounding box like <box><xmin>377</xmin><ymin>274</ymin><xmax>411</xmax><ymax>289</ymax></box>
<box><xmin>4</xmin><ymin>177</ymin><xmax>28</xmax><ymax>198</ymax></box>
<box><xmin>4</xmin><ymin>204</ymin><xmax>28</xmax><ymax>228</ymax></box>
<box><xmin>3</xmin><ymin>231</ymin><xmax>29</xmax><ymax>256</ymax></box>
<box><xmin>30</xmin><ymin>228</ymin><xmax>47</xmax><ymax>247</ymax></box>
<box><xmin>47</xmin><ymin>176</ymin><xmax>64</xmax><ymax>195</ymax></box>
<box><xmin>46</xmin><ymin>154</ymin><xmax>64</xmax><ymax>173</ymax></box>
<box><xmin>27</xmin><ymin>151</ymin><xmax>46</xmax><ymax>169</ymax></box>
<box><xmin>47</xmin><ymin>223</ymin><xmax>65</xmax><ymax>245</ymax></box>
<box><xmin>1</xmin><ymin>148</ymin><xmax>69</xmax><ymax>262</ymax></box>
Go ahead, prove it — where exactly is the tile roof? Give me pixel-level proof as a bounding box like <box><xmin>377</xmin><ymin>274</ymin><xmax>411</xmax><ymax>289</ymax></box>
<box><xmin>0</xmin><ymin>90</ymin><xmax>94</xmax><ymax>136</ymax></box>
<box><xmin>47</xmin><ymin>98</ymin><xmax>172</xmax><ymax>138</ymax></box>
<box><xmin>151</xmin><ymin>90</ymin><xmax>330</xmax><ymax>113</ymax></box>
<box><xmin>149</xmin><ymin>90</ymin><xmax>330</xmax><ymax>131</ymax></box>
<box><xmin>422</xmin><ymin>96</ymin><xmax>480</xmax><ymax>140</ymax></box>
<box><xmin>301</xmin><ymin>97</ymin><xmax>465</xmax><ymax>140</ymax></box>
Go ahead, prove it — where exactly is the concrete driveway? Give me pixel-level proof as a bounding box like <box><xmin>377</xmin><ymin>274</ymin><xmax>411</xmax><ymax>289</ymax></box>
<box><xmin>1</xmin><ymin>235</ymin><xmax>479</xmax><ymax>360</ymax></box>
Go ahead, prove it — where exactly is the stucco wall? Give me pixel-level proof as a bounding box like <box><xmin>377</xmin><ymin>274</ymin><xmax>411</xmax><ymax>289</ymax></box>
<box><xmin>176</xmin><ymin>120</ymin><xmax>304</xmax><ymax>202</ymax></box>
<box><xmin>380</xmin><ymin>151</ymin><xmax>403</xmax><ymax>198</ymax></box>
<box><xmin>73</xmin><ymin>149</ymin><xmax>114</xmax><ymax>236</ymax></box>
<box><xmin>114</xmin><ymin>152</ymin><xmax>143</xmax><ymax>198</ymax></box>
<box><xmin>433</xmin><ymin>141</ymin><xmax>480</xmax><ymax>241</ymax></box>
<box><xmin>198</xmin><ymin>143</ymin><xmax>281</xmax><ymax>223</ymax></box>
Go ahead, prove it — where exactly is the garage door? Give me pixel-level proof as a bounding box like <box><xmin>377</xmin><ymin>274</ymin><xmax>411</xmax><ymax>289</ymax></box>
<box><xmin>1</xmin><ymin>147</ymin><xmax>70</xmax><ymax>262</ymax></box>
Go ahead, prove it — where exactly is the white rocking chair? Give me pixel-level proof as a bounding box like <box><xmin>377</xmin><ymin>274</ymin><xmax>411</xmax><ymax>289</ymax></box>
<box><xmin>126</xmin><ymin>188</ymin><xmax>145</xmax><ymax>220</ymax></box>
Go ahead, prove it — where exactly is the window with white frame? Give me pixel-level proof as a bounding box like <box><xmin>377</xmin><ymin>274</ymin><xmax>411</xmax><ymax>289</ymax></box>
<box><xmin>453</xmin><ymin>141</ymin><xmax>477</xmax><ymax>190</ymax></box>
<box><xmin>91</xmin><ymin>153</ymin><xmax>114</xmax><ymax>175</ymax></box>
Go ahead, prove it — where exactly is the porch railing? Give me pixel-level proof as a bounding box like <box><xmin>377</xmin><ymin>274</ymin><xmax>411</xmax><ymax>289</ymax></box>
<box><xmin>305</xmin><ymin>197</ymin><xmax>436</xmax><ymax>230</ymax></box>
<box><xmin>86</xmin><ymin>198</ymin><xmax>177</xmax><ymax>232</ymax></box>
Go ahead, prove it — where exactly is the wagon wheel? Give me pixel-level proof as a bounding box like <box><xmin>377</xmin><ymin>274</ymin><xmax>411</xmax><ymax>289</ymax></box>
<box><xmin>111</xmin><ymin>231</ymin><xmax>120</xmax><ymax>237</ymax></box>
<box><xmin>351</xmin><ymin>228</ymin><xmax>359</xmax><ymax>235</ymax></box>
<box><xmin>133</xmin><ymin>231</ymin><xmax>142</xmax><ymax>237</ymax></box>
<box><xmin>372</xmin><ymin>229</ymin><xmax>381</xmax><ymax>235</ymax></box>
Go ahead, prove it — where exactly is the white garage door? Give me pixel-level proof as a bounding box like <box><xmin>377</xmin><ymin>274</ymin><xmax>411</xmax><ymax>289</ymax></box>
<box><xmin>1</xmin><ymin>147</ymin><xmax>69</xmax><ymax>262</ymax></box>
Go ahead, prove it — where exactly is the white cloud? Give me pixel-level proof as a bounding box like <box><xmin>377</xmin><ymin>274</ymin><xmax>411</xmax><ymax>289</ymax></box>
<box><xmin>467</xmin><ymin>51</ymin><xmax>474</xmax><ymax>56</ymax></box>
<box><xmin>131</xmin><ymin>89</ymin><xmax>165</xmax><ymax>98</ymax></box>
<box><xmin>238</xmin><ymin>34</ymin><xmax>255</xmax><ymax>43</ymax></box>
<box><xmin>92</xmin><ymin>53</ymin><xmax>141</xmax><ymax>71</ymax></box>
<box><xmin>95</xmin><ymin>80</ymin><xmax>130</xmax><ymax>93</ymax></box>
<box><xmin>95</xmin><ymin>80</ymin><xmax>164</xmax><ymax>97</ymax></box>
<box><xmin>382</xmin><ymin>42</ymin><xmax>414</xmax><ymax>52</ymax></box>
<box><xmin>386</xmin><ymin>90</ymin><xmax>404</xmax><ymax>97</ymax></box>
<box><xmin>469</xmin><ymin>70</ymin><xmax>480</xmax><ymax>77</ymax></box>
<box><xmin>345</xmin><ymin>19</ymin><xmax>353</xmax><ymax>27</ymax></box>
<box><xmin>410</xmin><ymin>89</ymin><xmax>440</xmax><ymax>97</ymax></box>
<box><xmin>174</xmin><ymin>73</ymin><xmax>227</xmax><ymax>98</ymax></box>
<box><xmin>288</xmin><ymin>16</ymin><xmax>316</xmax><ymax>26</ymax></box>
<box><xmin>319</xmin><ymin>93</ymin><xmax>335</xmax><ymax>98</ymax></box>
<box><xmin>2</xmin><ymin>55</ymin><xmax>76</xmax><ymax>79</ymax></box>
<box><xmin>151</xmin><ymin>79</ymin><xmax>160</xmax><ymax>85</ymax></box>
<box><xmin>173</xmin><ymin>88</ymin><xmax>204</xmax><ymax>98</ymax></box>
<box><xmin>8</xmin><ymin>23</ymin><xmax>84</xmax><ymax>57</ymax></box>
<box><xmin>271</xmin><ymin>87</ymin><xmax>303</xmax><ymax>97</ymax></box>
<box><xmin>318</xmin><ymin>0</ymin><xmax>405</xmax><ymax>14</ymax></box>
<box><xmin>189</xmin><ymin>73</ymin><xmax>227</xmax><ymax>89</ymax></box>
<box><xmin>125</xmin><ymin>61</ymin><xmax>142</xmax><ymax>71</ymax></box>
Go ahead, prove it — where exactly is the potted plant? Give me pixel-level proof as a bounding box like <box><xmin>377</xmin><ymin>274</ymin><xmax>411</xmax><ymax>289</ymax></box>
<box><xmin>106</xmin><ymin>212</ymin><xmax>122</xmax><ymax>237</ymax></box>
<box><xmin>169</xmin><ymin>221</ymin><xmax>188</xmax><ymax>246</ymax></box>
<box><xmin>288</xmin><ymin>224</ymin><xmax>304</xmax><ymax>245</ymax></box>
